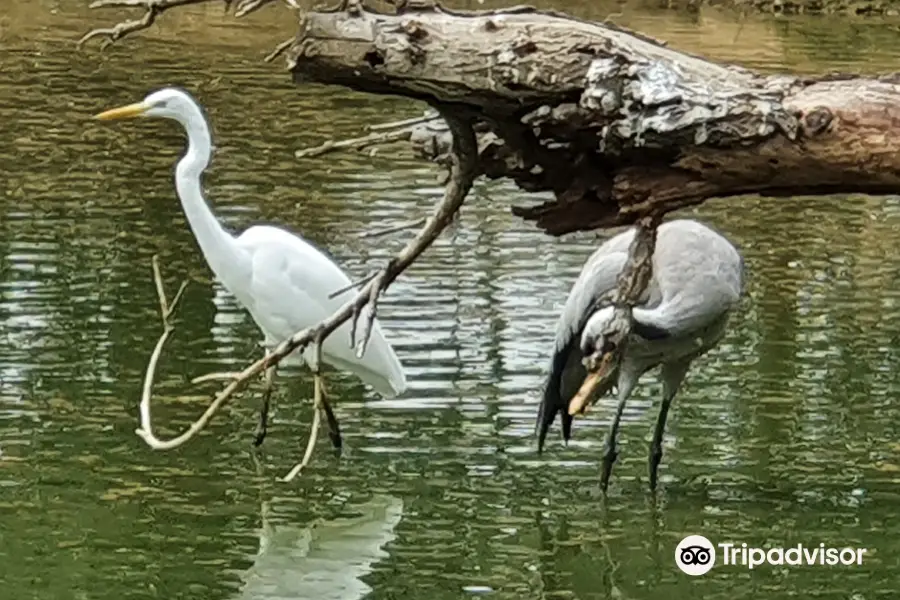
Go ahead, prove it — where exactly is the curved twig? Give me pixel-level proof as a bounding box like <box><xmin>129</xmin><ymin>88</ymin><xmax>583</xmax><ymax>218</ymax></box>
<box><xmin>281</xmin><ymin>333</ymin><xmax>325</xmax><ymax>482</ymax></box>
<box><xmin>135</xmin><ymin>255</ymin><xmax>198</xmax><ymax>449</ymax></box>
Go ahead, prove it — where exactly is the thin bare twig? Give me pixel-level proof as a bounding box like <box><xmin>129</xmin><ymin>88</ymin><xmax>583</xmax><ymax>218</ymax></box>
<box><xmin>294</xmin><ymin>128</ymin><xmax>418</xmax><ymax>159</ymax></box>
<box><xmin>359</xmin><ymin>217</ymin><xmax>427</xmax><ymax>239</ymax></box>
<box><xmin>190</xmin><ymin>371</ymin><xmax>242</xmax><ymax>384</ymax></box>
<box><xmin>367</xmin><ymin>113</ymin><xmax>437</xmax><ymax>132</ymax></box>
<box><xmin>265</xmin><ymin>36</ymin><xmax>296</xmax><ymax>62</ymax></box>
<box><xmin>293</xmin><ymin>112</ymin><xmax>441</xmax><ymax>159</ymax></box>
<box><xmin>78</xmin><ymin>0</ymin><xmax>221</xmax><ymax>49</ymax></box>
<box><xmin>328</xmin><ymin>271</ymin><xmax>378</xmax><ymax>300</ymax></box>
<box><xmin>233</xmin><ymin>0</ymin><xmax>296</xmax><ymax>18</ymax></box>
<box><xmin>131</xmin><ymin>107</ymin><xmax>478</xmax><ymax>462</ymax></box>
<box><xmin>78</xmin><ymin>0</ymin><xmax>296</xmax><ymax>49</ymax></box>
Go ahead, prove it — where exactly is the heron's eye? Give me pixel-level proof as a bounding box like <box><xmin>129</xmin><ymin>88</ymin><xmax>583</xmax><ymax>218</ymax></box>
<box><xmin>600</xmin><ymin>338</ymin><xmax>616</xmax><ymax>354</ymax></box>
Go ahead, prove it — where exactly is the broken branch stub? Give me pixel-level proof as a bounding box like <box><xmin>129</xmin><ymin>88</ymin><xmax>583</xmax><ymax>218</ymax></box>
<box><xmin>288</xmin><ymin>4</ymin><xmax>900</xmax><ymax>235</ymax></box>
<box><xmin>567</xmin><ymin>213</ymin><xmax>661</xmax><ymax>416</ymax></box>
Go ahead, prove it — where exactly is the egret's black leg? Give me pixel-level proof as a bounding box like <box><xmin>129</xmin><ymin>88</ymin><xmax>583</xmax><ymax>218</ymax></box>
<box><xmin>317</xmin><ymin>376</ymin><xmax>343</xmax><ymax>451</ymax></box>
<box><xmin>253</xmin><ymin>365</ymin><xmax>276</xmax><ymax>447</ymax></box>
<box><xmin>649</xmin><ymin>361</ymin><xmax>690</xmax><ymax>490</ymax></box>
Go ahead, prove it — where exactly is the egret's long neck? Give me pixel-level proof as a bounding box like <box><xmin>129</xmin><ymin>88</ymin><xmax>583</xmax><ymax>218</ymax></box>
<box><xmin>174</xmin><ymin>108</ymin><xmax>248</xmax><ymax>283</ymax></box>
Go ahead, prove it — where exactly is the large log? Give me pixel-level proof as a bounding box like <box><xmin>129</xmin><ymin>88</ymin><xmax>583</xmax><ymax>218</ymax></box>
<box><xmin>288</xmin><ymin>2</ymin><xmax>900</xmax><ymax>235</ymax></box>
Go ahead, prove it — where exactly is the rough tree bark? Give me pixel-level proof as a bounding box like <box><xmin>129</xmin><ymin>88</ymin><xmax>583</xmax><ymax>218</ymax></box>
<box><xmin>288</xmin><ymin>2</ymin><xmax>900</xmax><ymax>235</ymax></box>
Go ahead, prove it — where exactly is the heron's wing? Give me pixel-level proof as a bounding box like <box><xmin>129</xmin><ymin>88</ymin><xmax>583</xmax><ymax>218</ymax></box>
<box><xmin>537</xmin><ymin>247</ymin><xmax>630</xmax><ymax>452</ymax></box>
<box><xmin>644</xmin><ymin>220</ymin><xmax>745</xmax><ymax>337</ymax></box>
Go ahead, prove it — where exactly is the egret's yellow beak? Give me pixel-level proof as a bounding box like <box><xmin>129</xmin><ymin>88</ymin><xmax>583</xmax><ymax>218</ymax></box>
<box><xmin>94</xmin><ymin>102</ymin><xmax>149</xmax><ymax>120</ymax></box>
<box><xmin>567</xmin><ymin>351</ymin><xmax>616</xmax><ymax>416</ymax></box>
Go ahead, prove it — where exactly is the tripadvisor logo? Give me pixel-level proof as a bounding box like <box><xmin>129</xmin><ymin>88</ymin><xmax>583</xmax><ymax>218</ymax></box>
<box><xmin>675</xmin><ymin>535</ymin><xmax>716</xmax><ymax>576</ymax></box>
<box><xmin>675</xmin><ymin>535</ymin><xmax>868</xmax><ymax>575</ymax></box>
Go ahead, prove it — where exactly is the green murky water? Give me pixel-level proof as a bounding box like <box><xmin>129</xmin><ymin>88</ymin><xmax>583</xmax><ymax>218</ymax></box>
<box><xmin>2</xmin><ymin>1</ymin><xmax>900</xmax><ymax>598</ymax></box>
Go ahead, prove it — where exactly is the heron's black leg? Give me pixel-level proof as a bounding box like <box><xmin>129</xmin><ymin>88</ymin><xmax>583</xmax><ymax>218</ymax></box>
<box><xmin>648</xmin><ymin>397</ymin><xmax>672</xmax><ymax>491</ymax></box>
<box><xmin>254</xmin><ymin>365</ymin><xmax>277</xmax><ymax>447</ymax></box>
<box><xmin>316</xmin><ymin>375</ymin><xmax>343</xmax><ymax>452</ymax></box>
<box><xmin>649</xmin><ymin>361</ymin><xmax>690</xmax><ymax>490</ymax></box>
<box><xmin>600</xmin><ymin>373</ymin><xmax>638</xmax><ymax>492</ymax></box>
<box><xmin>600</xmin><ymin>394</ymin><xmax>628</xmax><ymax>492</ymax></box>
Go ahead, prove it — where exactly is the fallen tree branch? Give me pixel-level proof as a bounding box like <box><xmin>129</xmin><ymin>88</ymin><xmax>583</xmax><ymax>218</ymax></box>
<box><xmin>131</xmin><ymin>108</ymin><xmax>477</xmax><ymax>459</ymax></box>
<box><xmin>81</xmin><ymin>1</ymin><xmax>900</xmax><ymax>233</ymax></box>
<box><xmin>286</xmin><ymin>3</ymin><xmax>900</xmax><ymax>235</ymax></box>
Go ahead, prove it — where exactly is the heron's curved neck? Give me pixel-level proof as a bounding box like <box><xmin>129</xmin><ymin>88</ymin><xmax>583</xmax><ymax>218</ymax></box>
<box><xmin>174</xmin><ymin>109</ymin><xmax>247</xmax><ymax>281</ymax></box>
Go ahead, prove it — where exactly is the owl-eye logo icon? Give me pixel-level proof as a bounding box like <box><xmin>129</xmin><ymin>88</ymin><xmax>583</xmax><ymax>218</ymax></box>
<box><xmin>675</xmin><ymin>535</ymin><xmax>716</xmax><ymax>575</ymax></box>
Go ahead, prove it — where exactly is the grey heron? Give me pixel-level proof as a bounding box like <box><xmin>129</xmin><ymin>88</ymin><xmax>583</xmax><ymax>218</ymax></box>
<box><xmin>536</xmin><ymin>219</ymin><xmax>744</xmax><ymax>490</ymax></box>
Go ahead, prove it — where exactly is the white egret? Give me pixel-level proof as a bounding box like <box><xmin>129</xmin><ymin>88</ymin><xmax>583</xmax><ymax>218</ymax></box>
<box><xmin>95</xmin><ymin>87</ymin><xmax>408</xmax><ymax>448</ymax></box>
<box><xmin>536</xmin><ymin>219</ymin><xmax>743</xmax><ymax>490</ymax></box>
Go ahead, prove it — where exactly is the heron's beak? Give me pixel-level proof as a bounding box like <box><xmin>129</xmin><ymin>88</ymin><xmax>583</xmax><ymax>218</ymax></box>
<box><xmin>567</xmin><ymin>351</ymin><xmax>616</xmax><ymax>416</ymax></box>
<box><xmin>94</xmin><ymin>102</ymin><xmax>149</xmax><ymax>120</ymax></box>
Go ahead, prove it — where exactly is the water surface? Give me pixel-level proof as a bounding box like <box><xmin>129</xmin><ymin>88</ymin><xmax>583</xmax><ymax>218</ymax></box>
<box><xmin>2</xmin><ymin>1</ymin><xmax>900</xmax><ymax>598</ymax></box>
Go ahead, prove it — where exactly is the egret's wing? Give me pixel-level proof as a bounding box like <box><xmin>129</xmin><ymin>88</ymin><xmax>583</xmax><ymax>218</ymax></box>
<box><xmin>537</xmin><ymin>246</ymin><xmax>630</xmax><ymax>452</ymax></box>
<box><xmin>235</xmin><ymin>226</ymin><xmax>406</xmax><ymax>397</ymax></box>
<box><xmin>235</xmin><ymin>226</ymin><xmax>351</xmax><ymax>350</ymax></box>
